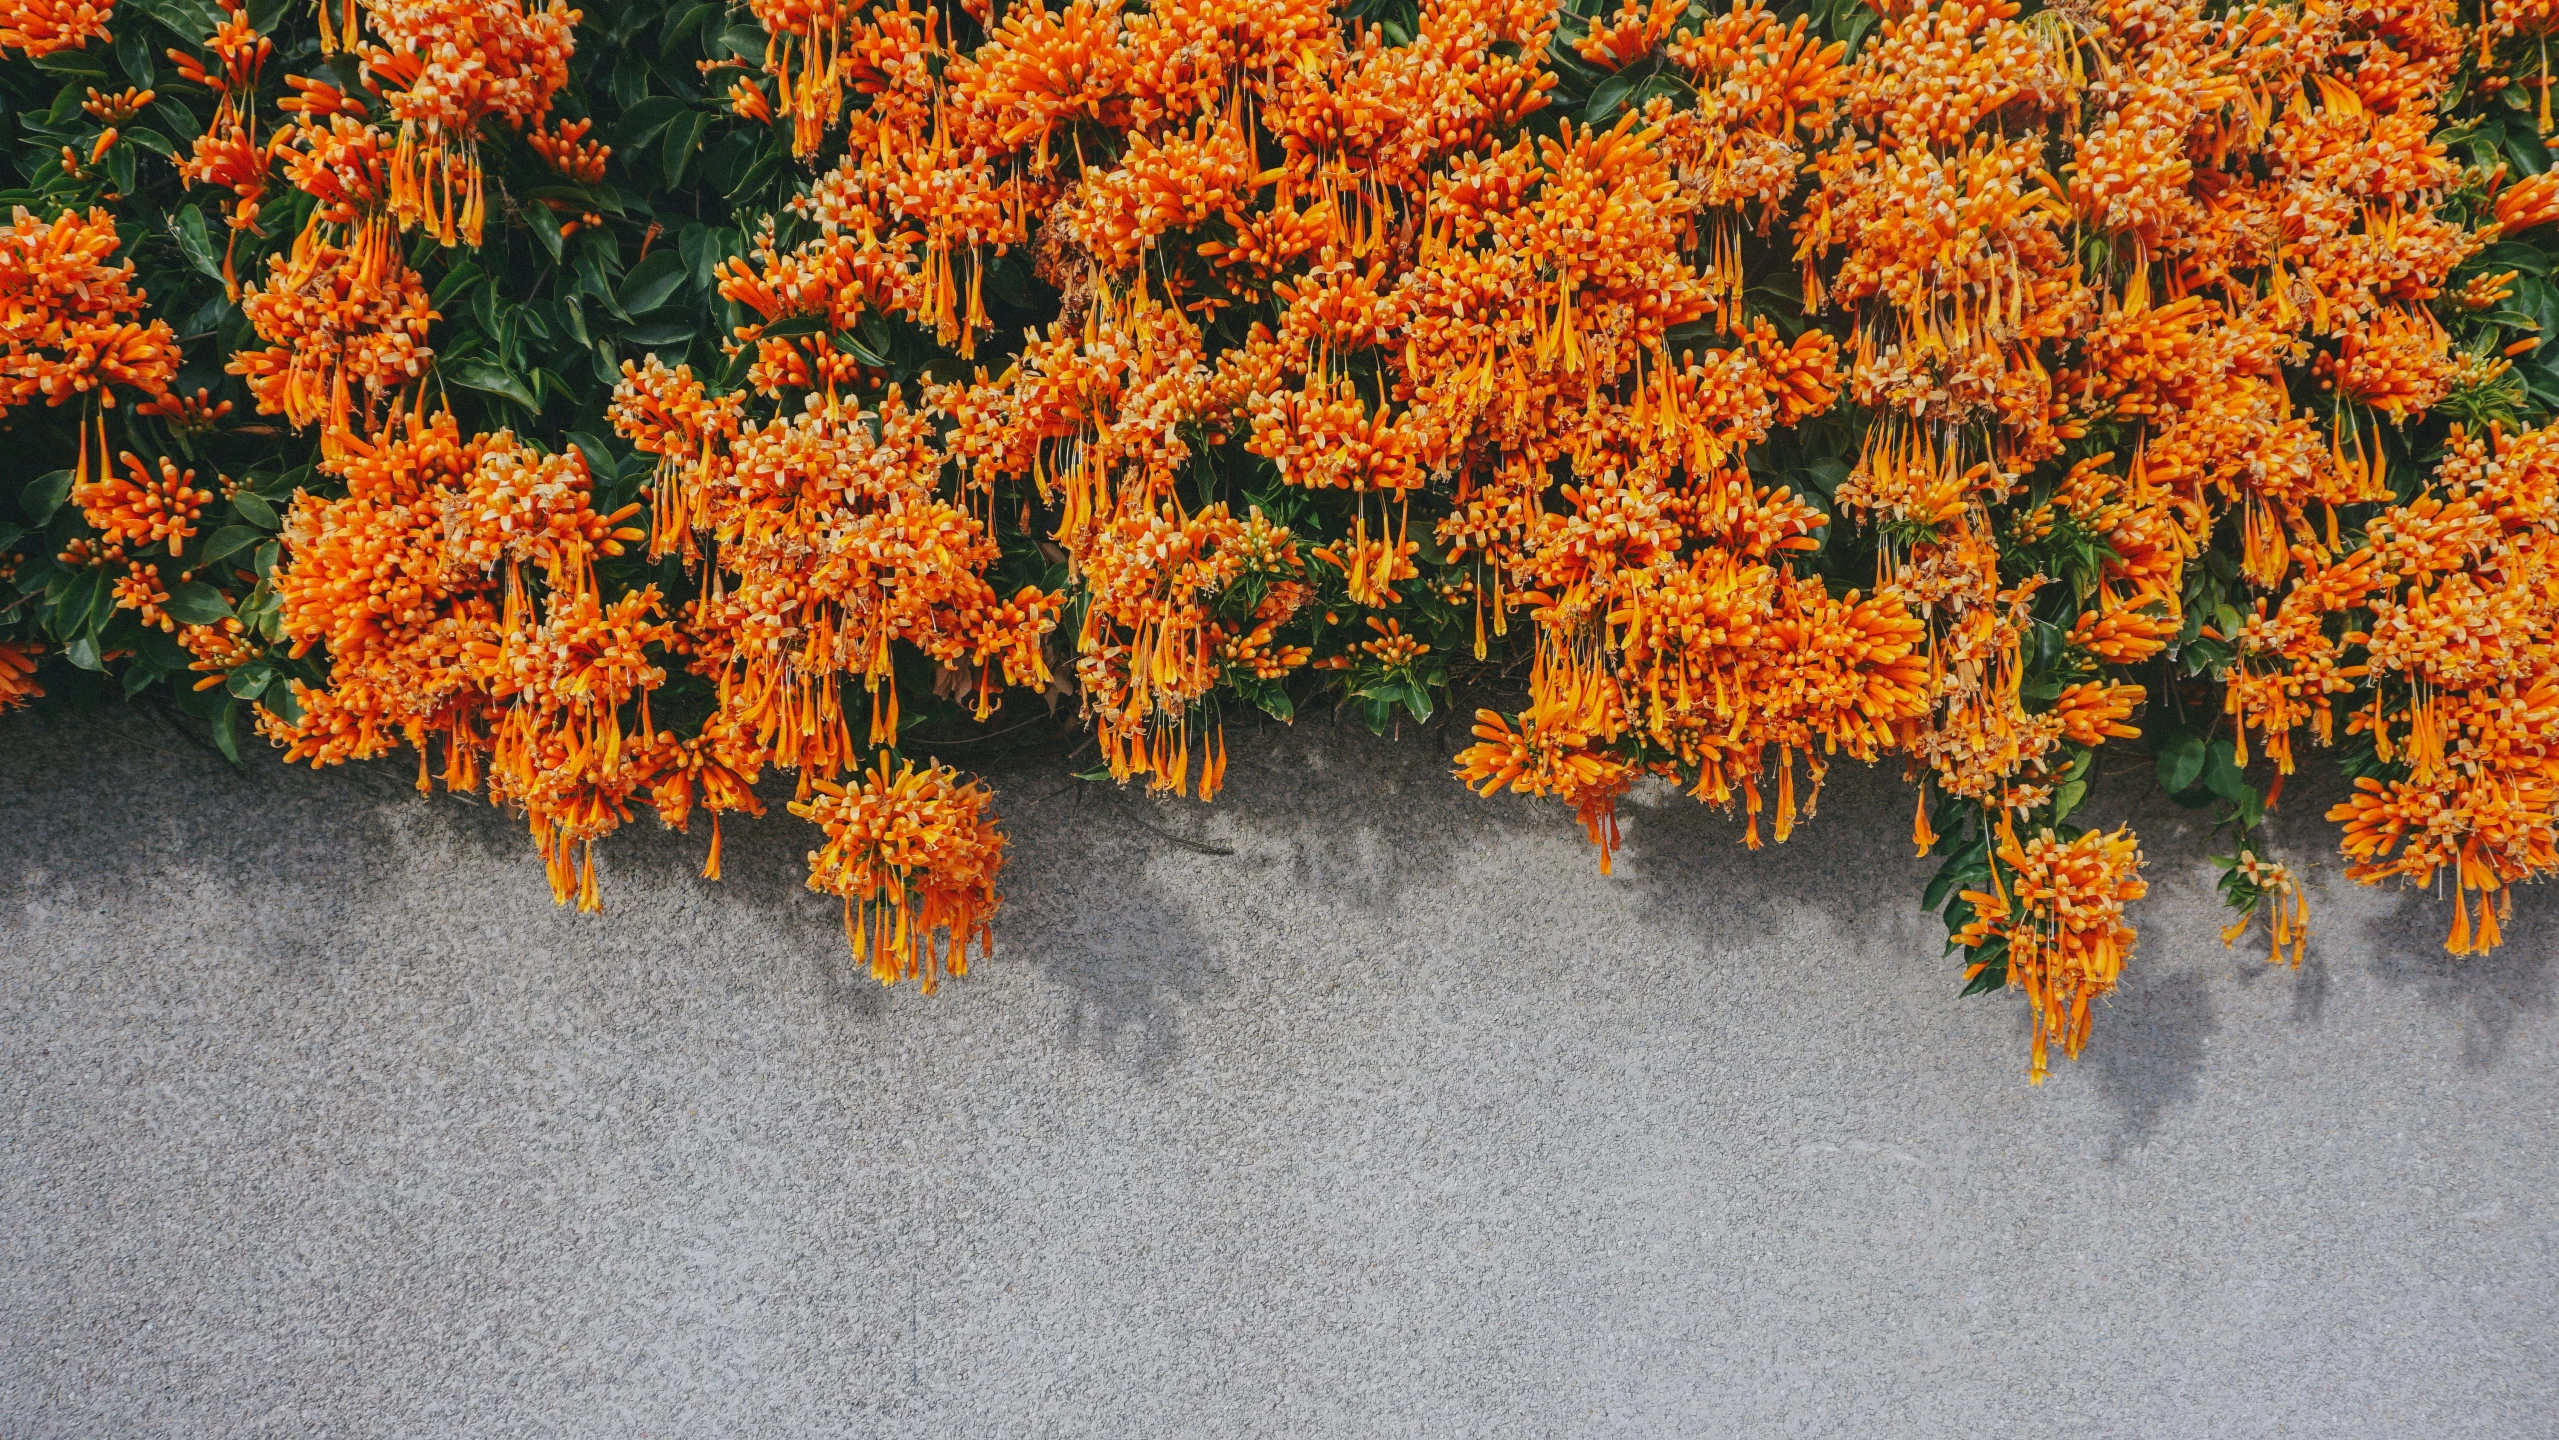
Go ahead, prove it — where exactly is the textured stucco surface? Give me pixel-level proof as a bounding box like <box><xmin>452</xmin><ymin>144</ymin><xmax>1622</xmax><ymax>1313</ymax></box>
<box><xmin>1</xmin><ymin>705</ymin><xmax>2552</xmax><ymax>1437</ymax></box>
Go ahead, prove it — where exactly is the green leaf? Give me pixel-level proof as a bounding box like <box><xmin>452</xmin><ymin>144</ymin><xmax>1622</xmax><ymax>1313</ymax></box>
<box><xmin>621</xmin><ymin>251</ymin><xmax>696</xmax><ymax>322</ymax></box>
<box><xmin>2202</xmin><ymin>741</ymin><xmax>2253</xmax><ymax>806</ymax></box>
<box><xmin>833</xmin><ymin>329</ymin><xmax>891</xmax><ymax>366</ymax></box>
<box><xmin>21</xmin><ymin>470</ymin><xmax>72</xmax><ymax>526</ymax></box>
<box><xmin>226</xmin><ymin>660</ymin><xmax>274</xmax><ymax>700</ymax></box>
<box><xmin>528</xmin><ymin>208</ymin><xmax>565</xmax><ymax>263</ymax></box>
<box><xmin>430</xmin><ymin>261</ymin><xmax>485</xmax><ymax>310</ymax></box>
<box><xmin>46</xmin><ymin>570</ymin><xmax>98</xmax><ymax>640</ymax></box>
<box><xmin>1959</xmin><ymin>944</ymin><xmax>2010</xmax><ymax>997</ymax></box>
<box><xmin>173</xmin><ymin>203</ymin><xmax>223</xmax><ymax>280</ymax></box>
<box><xmin>447</xmin><ymin>359</ymin><xmax>538</xmax><ymax>412</ymax></box>
<box><xmin>521</xmin><ymin>184</ymin><xmax>625</xmax><ymax>217</ymax></box>
<box><xmin>662</xmin><ymin>0</ymin><xmax>721</xmax><ymax>53</ymax></box>
<box><xmin>612</xmin><ymin>94</ymin><xmax>687</xmax><ymax>156</ymax></box>
<box><xmin>663</xmin><ymin>111</ymin><xmax>711</xmax><ymax>190</ymax></box>
<box><xmin>124</xmin><ymin>0</ymin><xmax>228</xmax><ymax>37</ymax></box>
<box><xmin>211</xmin><ymin>698</ymin><xmax>242</xmax><ymax>764</ymax></box>
<box><xmin>2052</xmin><ymin>777</ymin><xmax>2088</xmax><ymax>824</ymax></box>
<box><xmin>65</xmin><ymin>633</ymin><xmax>103</xmax><ymax>671</ymax></box>
<box><xmin>162</xmin><ymin>582</ymin><xmax>232</xmax><ymax>625</ymax></box>
<box><xmin>564</xmin><ymin>431</ymin><xmax>617</xmax><ymax>472</ymax></box>
<box><xmin>231</xmin><ymin>491</ymin><xmax>280</xmax><ymax>530</ymax></box>
<box><xmin>621</xmin><ymin>319</ymin><xmax>696</xmax><ymax>347</ymax></box>
<box><xmin>191</xmin><ymin>525</ymin><xmax>262</xmax><ymax>572</ymax></box>
<box><xmin>33</xmin><ymin>49</ymin><xmax>108</xmax><ymax>78</ymax></box>
<box><xmin>2155</xmin><ymin>731</ymin><xmax>2205</xmax><ymax>796</ymax></box>
<box><xmin>1585</xmin><ymin>73</ymin><xmax>1634</xmax><ymax>124</ymax></box>
<box><xmin>679</xmin><ymin>222</ymin><xmax>725</xmax><ymax>288</ymax></box>
<box><xmin>83</xmin><ymin>566</ymin><xmax>119</xmax><ymax>635</ymax></box>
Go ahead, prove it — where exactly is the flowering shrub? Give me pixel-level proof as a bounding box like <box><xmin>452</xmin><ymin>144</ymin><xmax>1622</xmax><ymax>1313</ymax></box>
<box><xmin>3</xmin><ymin>0</ymin><xmax>2555</xmax><ymax>1079</ymax></box>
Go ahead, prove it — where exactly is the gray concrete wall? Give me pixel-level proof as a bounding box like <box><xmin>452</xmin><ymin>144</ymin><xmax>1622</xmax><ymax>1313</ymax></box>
<box><xmin>1</xmin><ymin>707</ymin><xmax>2551</xmax><ymax>1437</ymax></box>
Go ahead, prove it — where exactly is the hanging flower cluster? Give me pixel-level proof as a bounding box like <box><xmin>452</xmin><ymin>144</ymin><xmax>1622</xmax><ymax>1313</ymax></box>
<box><xmin>349</xmin><ymin>0</ymin><xmax>579</xmax><ymax>245</ymax></box>
<box><xmin>1954</xmin><ymin>818</ymin><xmax>2149</xmax><ymax>1083</ymax></box>
<box><xmin>0</xmin><ymin>206</ymin><xmax>175</xmax><ymax>422</ymax></box>
<box><xmin>0</xmin><ymin>0</ymin><xmax>111</xmax><ymax>60</ymax></box>
<box><xmin>792</xmin><ymin>752</ymin><xmax>1005</xmax><ymax>992</ymax></box>
<box><xmin>11</xmin><ymin>0</ymin><xmax>2559</xmax><ymax>1079</ymax></box>
<box><xmin>264</xmin><ymin>397</ymin><xmax>662</xmax><ymax>908</ymax></box>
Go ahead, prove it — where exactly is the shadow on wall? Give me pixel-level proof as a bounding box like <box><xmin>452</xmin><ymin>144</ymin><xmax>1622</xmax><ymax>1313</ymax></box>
<box><xmin>5</xmin><ymin>701</ymin><xmax>2550</xmax><ymax>1098</ymax></box>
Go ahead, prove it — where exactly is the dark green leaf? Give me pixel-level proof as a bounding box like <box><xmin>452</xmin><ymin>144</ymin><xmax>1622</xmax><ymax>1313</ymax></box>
<box><xmin>174</xmin><ymin>203</ymin><xmax>223</xmax><ymax>280</ymax></box>
<box><xmin>621</xmin><ymin>319</ymin><xmax>695</xmax><ymax>347</ymax></box>
<box><xmin>2155</xmin><ymin>731</ymin><xmax>2205</xmax><ymax>795</ymax></box>
<box><xmin>231</xmin><ymin>491</ymin><xmax>279</xmax><ymax>530</ymax></box>
<box><xmin>1959</xmin><ymin>945</ymin><xmax>2009</xmax><ymax>997</ymax></box>
<box><xmin>2052</xmin><ymin>777</ymin><xmax>2087</xmax><ymax>823</ymax></box>
<box><xmin>447</xmin><ymin>359</ymin><xmax>538</xmax><ymax>412</ymax></box>
<box><xmin>1585</xmin><ymin>73</ymin><xmax>1634</xmax><ymax>124</ymax></box>
<box><xmin>226</xmin><ymin>660</ymin><xmax>274</xmax><ymax>700</ymax></box>
<box><xmin>528</xmin><ymin>207</ymin><xmax>565</xmax><ymax>262</ymax></box>
<box><xmin>211</xmin><ymin>698</ymin><xmax>242</xmax><ymax>764</ymax></box>
<box><xmin>21</xmin><ymin>470</ymin><xmax>72</xmax><ymax>526</ymax></box>
<box><xmin>65</xmin><ymin>633</ymin><xmax>103</xmax><ymax>671</ymax></box>
<box><xmin>619</xmin><ymin>247</ymin><xmax>690</xmax><ymax>315</ymax></box>
<box><xmin>612</xmin><ymin>95</ymin><xmax>687</xmax><ymax>156</ymax></box>
<box><xmin>33</xmin><ymin>50</ymin><xmax>108</xmax><ymax>78</ymax></box>
<box><xmin>162</xmin><ymin>582</ymin><xmax>232</xmax><ymax>625</ymax></box>
<box><xmin>663</xmin><ymin>110</ymin><xmax>710</xmax><ymax>190</ymax></box>
<box><xmin>2202</xmin><ymin>741</ymin><xmax>2253</xmax><ymax>806</ymax></box>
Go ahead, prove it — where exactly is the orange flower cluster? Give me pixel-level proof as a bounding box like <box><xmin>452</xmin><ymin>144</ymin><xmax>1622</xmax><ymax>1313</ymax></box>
<box><xmin>355</xmin><ymin>0</ymin><xmax>580</xmax><ymax>245</ymax></box>
<box><xmin>165</xmin><ymin>2</ymin><xmax>457</xmax><ymax>443</ymax></box>
<box><xmin>792</xmin><ymin>753</ymin><xmax>1005</xmax><ymax>992</ymax></box>
<box><xmin>1954</xmin><ymin>820</ymin><xmax>2148</xmax><ymax>1083</ymax></box>
<box><xmin>171</xmin><ymin>0</ymin><xmax>273</xmax><ymax>291</ymax></box>
<box><xmin>2228</xmin><ymin>421</ymin><xmax>2559</xmax><ymax>954</ymax></box>
<box><xmin>0</xmin><ymin>639</ymin><xmax>40</xmax><ymax>711</ymax></box>
<box><xmin>604</xmin><ymin>350</ymin><xmax>1054</xmax><ymax>972</ymax></box>
<box><xmin>0</xmin><ymin>0</ymin><xmax>109</xmax><ymax>59</ymax></box>
<box><xmin>0</xmin><ymin>207</ymin><xmax>175</xmax><ymax>421</ymax></box>
<box><xmin>264</xmin><ymin>397</ymin><xmax>661</xmax><ymax>908</ymax></box>
<box><xmin>74</xmin><ymin>451</ymin><xmax>215</xmax><ymax>558</ymax></box>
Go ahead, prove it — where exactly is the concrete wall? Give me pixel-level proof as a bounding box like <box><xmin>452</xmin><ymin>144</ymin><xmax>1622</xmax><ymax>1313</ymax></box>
<box><xmin>2</xmin><ymin>706</ymin><xmax>2551</xmax><ymax>1436</ymax></box>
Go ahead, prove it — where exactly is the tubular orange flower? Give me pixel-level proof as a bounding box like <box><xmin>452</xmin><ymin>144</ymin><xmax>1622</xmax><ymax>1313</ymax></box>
<box><xmin>0</xmin><ymin>206</ymin><xmax>177</xmax><ymax>419</ymax></box>
<box><xmin>790</xmin><ymin>753</ymin><xmax>1006</xmax><ymax>993</ymax></box>
<box><xmin>1954</xmin><ymin>819</ymin><xmax>2147</xmax><ymax>1083</ymax></box>
<box><xmin>0</xmin><ymin>0</ymin><xmax>111</xmax><ymax>58</ymax></box>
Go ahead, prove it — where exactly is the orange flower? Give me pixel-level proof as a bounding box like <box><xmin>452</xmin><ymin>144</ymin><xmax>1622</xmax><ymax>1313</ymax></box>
<box><xmin>75</xmin><ymin>452</ymin><xmax>216</xmax><ymax>556</ymax></box>
<box><xmin>791</xmin><ymin>754</ymin><xmax>1006</xmax><ymax>993</ymax></box>
<box><xmin>0</xmin><ymin>640</ymin><xmax>45</xmax><ymax>710</ymax></box>
<box><xmin>1954</xmin><ymin>819</ymin><xmax>2147</xmax><ymax>1083</ymax></box>
<box><xmin>0</xmin><ymin>0</ymin><xmax>111</xmax><ymax>58</ymax></box>
<box><xmin>0</xmin><ymin>207</ymin><xmax>177</xmax><ymax>420</ymax></box>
